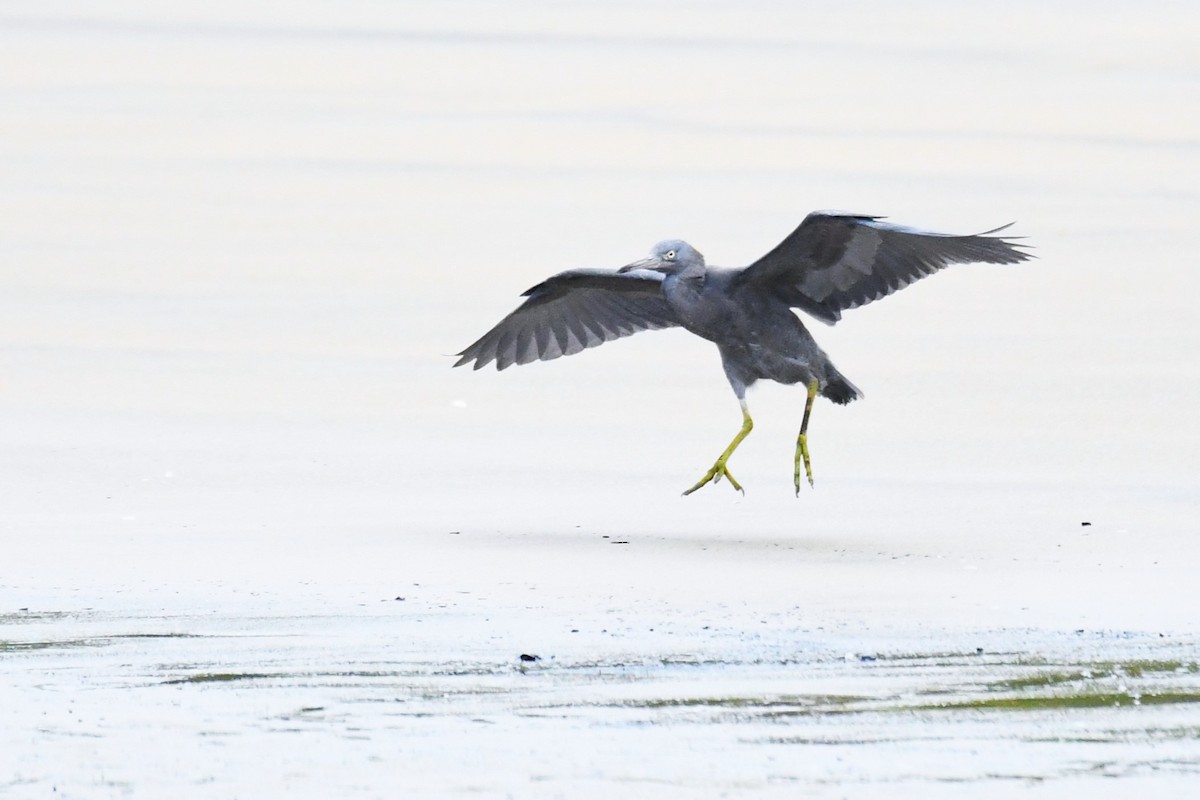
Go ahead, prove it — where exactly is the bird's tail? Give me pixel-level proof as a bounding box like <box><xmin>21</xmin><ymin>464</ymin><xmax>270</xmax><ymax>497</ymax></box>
<box><xmin>822</xmin><ymin>367</ymin><xmax>862</xmax><ymax>405</ymax></box>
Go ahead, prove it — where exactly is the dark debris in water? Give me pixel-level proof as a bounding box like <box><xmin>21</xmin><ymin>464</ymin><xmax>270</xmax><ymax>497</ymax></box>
<box><xmin>163</xmin><ymin>672</ymin><xmax>279</xmax><ymax>685</ymax></box>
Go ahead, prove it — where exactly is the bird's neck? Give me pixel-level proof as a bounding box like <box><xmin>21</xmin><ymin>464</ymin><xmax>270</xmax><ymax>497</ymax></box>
<box><xmin>663</xmin><ymin>269</ymin><xmax>709</xmax><ymax>306</ymax></box>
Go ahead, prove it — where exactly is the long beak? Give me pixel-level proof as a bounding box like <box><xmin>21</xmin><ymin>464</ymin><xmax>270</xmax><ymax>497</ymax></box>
<box><xmin>617</xmin><ymin>256</ymin><xmax>664</xmax><ymax>274</ymax></box>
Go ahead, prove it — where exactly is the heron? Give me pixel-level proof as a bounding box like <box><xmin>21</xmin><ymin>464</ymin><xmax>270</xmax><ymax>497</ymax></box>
<box><xmin>454</xmin><ymin>211</ymin><xmax>1030</xmax><ymax>496</ymax></box>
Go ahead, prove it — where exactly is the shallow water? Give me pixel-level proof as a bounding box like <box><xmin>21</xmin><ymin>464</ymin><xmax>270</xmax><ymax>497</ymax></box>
<box><xmin>3</xmin><ymin>1</ymin><xmax>1200</xmax><ymax>796</ymax></box>
<box><xmin>5</xmin><ymin>593</ymin><xmax>1200</xmax><ymax>797</ymax></box>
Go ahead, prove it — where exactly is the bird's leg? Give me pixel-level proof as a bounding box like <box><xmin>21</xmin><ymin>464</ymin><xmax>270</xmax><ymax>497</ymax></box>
<box><xmin>683</xmin><ymin>399</ymin><xmax>753</xmax><ymax>496</ymax></box>
<box><xmin>794</xmin><ymin>378</ymin><xmax>818</xmax><ymax>495</ymax></box>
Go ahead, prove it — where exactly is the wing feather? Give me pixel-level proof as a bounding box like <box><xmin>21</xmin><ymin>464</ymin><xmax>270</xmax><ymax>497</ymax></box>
<box><xmin>454</xmin><ymin>268</ymin><xmax>679</xmax><ymax>370</ymax></box>
<box><xmin>734</xmin><ymin>211</ymin><xmax>1032</xmax><ymax>324</ymax></box>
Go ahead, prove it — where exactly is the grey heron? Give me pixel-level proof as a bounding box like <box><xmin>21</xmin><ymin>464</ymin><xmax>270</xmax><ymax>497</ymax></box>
<box><xmin>454</xmin><ymin>211</ymin><xmax>1030</xmax><ymax>495</ymax></box>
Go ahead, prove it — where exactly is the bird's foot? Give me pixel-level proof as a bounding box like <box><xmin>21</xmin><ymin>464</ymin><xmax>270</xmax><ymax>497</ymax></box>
<box><xmin>683</xmin><ymin>459</ymin><xmax>743</xmax><ymax>496</ymax></box>
<box><xmin>793</xmin><ymin>433</ymin><xmax>814</xmax><ymax>496</ymax></box>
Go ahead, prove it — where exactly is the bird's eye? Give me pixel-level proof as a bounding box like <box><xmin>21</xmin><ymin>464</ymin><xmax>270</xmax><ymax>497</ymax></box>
<box><xmin>665</xmin><ymin>250</ymin><xmax>676</xmax><ymax>260</ymax></box>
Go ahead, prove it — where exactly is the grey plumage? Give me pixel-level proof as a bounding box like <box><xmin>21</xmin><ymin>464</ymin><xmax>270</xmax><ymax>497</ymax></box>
<box><xmin>454</xmin><ymin>210</ymin><xmax>1031</xmax><ymax>494</ymax></box>
<box><xmin>454</xmin><ymin>269</ymin><xmax>677</xmax><ymax>371</ymax></box>
<box><xmin>737</xmin><ymin>213</ymin><xmax>1028</xmax><ymax>324</ymax></box>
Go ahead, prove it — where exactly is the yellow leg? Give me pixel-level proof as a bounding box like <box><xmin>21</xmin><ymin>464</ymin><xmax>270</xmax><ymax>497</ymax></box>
<box><xmin>683</xmin><ymin>400</ymin><xmax>754</xmax><ymax>496</ymax></box>
<box><xmin>794</xmin><ymin>378</ymin><xmax>818</xmax><ymax>495</ymax></box>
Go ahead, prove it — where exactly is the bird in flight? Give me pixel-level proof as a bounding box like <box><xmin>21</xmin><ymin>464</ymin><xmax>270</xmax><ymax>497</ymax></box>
<box><xmin>454</xmin><ymin>211</ymin><xmax>1030</xmax><ymax>495</ymax></box>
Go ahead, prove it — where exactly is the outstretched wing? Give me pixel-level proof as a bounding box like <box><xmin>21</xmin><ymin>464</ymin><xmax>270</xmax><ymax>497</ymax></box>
<box><xmin>733</xmin><ymin>211</ymin><xmax>1032</xmax><ymax>325</ymax></box>
<box><xmin>454</xmin><ymin>269</ymin><xmax>679</xmax><ymax>370</ymax></box>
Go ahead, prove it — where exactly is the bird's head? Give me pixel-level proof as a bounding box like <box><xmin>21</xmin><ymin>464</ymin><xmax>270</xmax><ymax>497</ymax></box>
<box><xmin>618</xmin><ymin>240</ymin><xmax>705</xmax><ymax>278</ymax></box>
